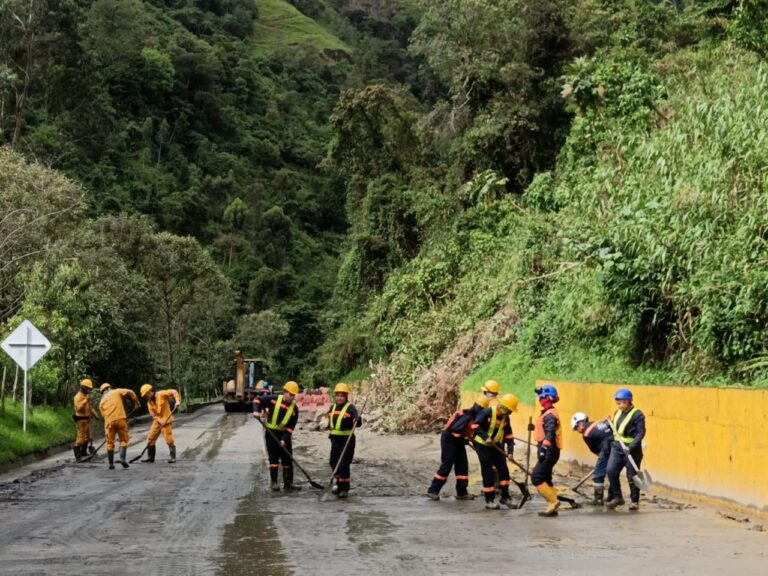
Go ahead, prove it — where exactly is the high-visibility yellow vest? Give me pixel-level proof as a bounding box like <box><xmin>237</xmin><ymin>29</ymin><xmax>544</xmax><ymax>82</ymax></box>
<box><xmin>612</xmin><ymin>408</ymin><xmax>638</xmax><ymax>444</ymax></box>
<box><xmin>329</xmin><ymin>402</ymin><xmax>352</xmax><ymax>436</ymax></box>
<box><xmin>266</xmin><ymin>395</ymin><xmax>295</xmax><ymax>431</ymax></box>
<box><xmin>475</xmin><ymin>406</ymin><xmax>506</xmax><ymax>446</ymax></box>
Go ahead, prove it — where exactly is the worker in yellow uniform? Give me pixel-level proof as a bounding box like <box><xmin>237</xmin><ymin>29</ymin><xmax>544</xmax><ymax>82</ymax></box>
<box><xmin>72</xmin><ymin>378</ymin><xmax>99</xmax><ymax>462</ymax></box>
<box><xmin>532</xmin><ymin>384</ymin><xmax>562</xmax><ymax>517</ymax></box>
<box><xmin>99</xmin><ymin>383</ymin><xmax>140</xmax><ymax>469</ymax></box>
<box><xmin>139</xmin><ymin>384</ymin><xmax>181</xmax><ymax>464</ymax></box>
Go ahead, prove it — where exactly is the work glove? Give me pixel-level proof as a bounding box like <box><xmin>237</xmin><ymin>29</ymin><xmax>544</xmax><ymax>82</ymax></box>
<box><xmin>537</xmin><ymin>444</ymin><xmax>550</xmax><ymax>462</ymax></box>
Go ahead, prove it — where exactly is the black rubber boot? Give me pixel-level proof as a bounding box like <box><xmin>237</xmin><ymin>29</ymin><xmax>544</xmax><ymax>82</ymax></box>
<box><xmin>107</xmin><ymin>450</ymin><xmax>115</xmax><ymax>470</ymax></box>
<box><xmin>118</xmin><ymin>446</ymin><xmax>129</xmax><ymax>468</ymax></box>
<box><xmin>73</xmin><ymin>446</ymin><xmax>82</xmax><ymax>462</ymax></box>
<box><xmin>168</xmin><ymin>445</ymin><xmax>176</xmax><ymax>464</ymax></box>
<box><xmin>283</xmin><ymin>466</ymin><xmax>301</xmax><ymax>492</ymax></box>
<box><xmin>141</xmin><ymin>445</ymin><xmax>156</xmax><ymax>463</ymax></box>
<box><xmin>590</xmin><ymin>484</ymin><xmax>604</xmax><ymax>506</ymax></box>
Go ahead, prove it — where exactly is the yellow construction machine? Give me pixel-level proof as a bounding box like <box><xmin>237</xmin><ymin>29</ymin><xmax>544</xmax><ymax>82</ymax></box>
<box><xmin>222</xmin><ymin>349</ymin><xmax>269</xmax><ymax>412</ymax></box>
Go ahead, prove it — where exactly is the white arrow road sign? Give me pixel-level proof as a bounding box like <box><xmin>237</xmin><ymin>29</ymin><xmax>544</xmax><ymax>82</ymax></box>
<box><xmin>1</xmin><ymin>320</ymin><xmax>52</xmax><ymax>431</ymax></box>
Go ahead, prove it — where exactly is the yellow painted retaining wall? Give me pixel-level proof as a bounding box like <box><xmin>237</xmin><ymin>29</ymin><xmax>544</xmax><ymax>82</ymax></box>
<box><xmin>462</xmin><ymin>380</ymin><xmax>768</xmax><ymax>512</ymax></box>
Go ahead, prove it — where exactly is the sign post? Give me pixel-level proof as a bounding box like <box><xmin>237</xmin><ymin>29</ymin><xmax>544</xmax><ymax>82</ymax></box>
<box><xmin>1</xmin><ymin>320</ymin><xmax>52</xmax><ymax>432</ymax></box>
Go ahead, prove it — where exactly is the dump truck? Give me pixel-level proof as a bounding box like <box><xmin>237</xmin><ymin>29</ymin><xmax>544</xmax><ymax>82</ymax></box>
<box><xmin>222</xmin><ymin>349</ymin><xmax>269</xmax><ymax>412</ymax></box>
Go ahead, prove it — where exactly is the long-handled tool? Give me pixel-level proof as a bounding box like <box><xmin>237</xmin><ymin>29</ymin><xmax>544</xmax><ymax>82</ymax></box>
<box><xmin>524</xmin><ymin>417</ymin><xmax>533</xmax><ymax>483</ymax></box>
<box><xmin>571</xmin><ymin>467</ymin><xmax>595</xmax><ymax>494</ymax></box>
<box><xmin>129</xmin><ymin>405</ymin><xmax>178</xmax><ymax>463</ymax></box>
<box><xmin>78</xmin><ymin>439</ymin><xmax>106</xmax><ymax>463</ymax></box>
<box><xmin>606</xmin><ymin>419</ymin><xmax>652</xmax><ymax>491</ymax></box>
<box><xmin>320</xmin><ymin>395</ymin><xmax>369</xmax><ymax>501</ymax></box>
<box><xmin>254</xmin><ymin>415</ymin><xmax>324</xmax><ymax>490</ymax></box>
<box><xmin>473</xmin><ymin>442</ymin><xmax>531</xmax><ymax>509</ymax></box>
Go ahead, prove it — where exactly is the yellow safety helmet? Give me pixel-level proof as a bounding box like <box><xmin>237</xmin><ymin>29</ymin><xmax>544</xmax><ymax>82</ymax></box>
<box><xmin>283</xmin><ymin>381</ymin><xmax>299</xmax><ymax>395</ymax></box>
<box><xmin>140</xmin><ymin>384</ymin><xmax>153</xmax><ymax>398</ymax></box>
<box><xmin>482</xmin><ymin>380</ymin><xmax>500</xmax><ymax>395</ymax></box>
<box><xmin>476</xmin><ymin>394</ymin><xmax>490</xmax><ymax>409</ymax></box>
<box><xmin>334</xmin><ymin>383</ymin><xmax>351</xmax><ymax>394</ymax></box>
<box><xmin>498</xmin><ymin>394</ymin><xmax>519</xmax><ymax>413</ymax></box>
<box><xmin>99</xmin><ymin>383</ymin><xmax>111</xmax><ymax>393</ymax></box>
<box><xmin>80</xmin><ymin>378</ymin><xmax>93</xmax><ymax>390</ymax></box>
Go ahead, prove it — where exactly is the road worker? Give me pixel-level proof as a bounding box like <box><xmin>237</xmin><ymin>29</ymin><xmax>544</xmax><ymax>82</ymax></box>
<box><xmin>606</xmin><ymin>388</ymin><xmax>646</xmax><ymax>511</ymax></box>
<box><xmin>471</xmin><ymin>393</ymin><xmax>518</xmax><ymax>509</ymax></box>
<box><xmin>532</xmin><ymin>384</ymin><xmax>562</xmax><ymax>517</ymax></box>
<box><xmin>571</xmin><ymin>412</ymin><xmax>612</xmax><ymax>505</ymax></box>
<box><xmin>98</xmin><ymin>383</ymin><xmax>140</xmax><ymax>470</ymax></box>
<box><xmin>327</xmin><ymin>383</ymin><xmax>363</xmax><ymax>498</ymax></box>
<box><xmin>253</xmin><ymin>380</ymin><xmax>301</xmax><ymax>491</ymax></box>
<box><xmin>426</xmin><ymin>394</ymin><xmax>490</xmax><ymax>501</ymax></box>
<box><xmin>140</xmin><ymin>384</ymin><xmax>181</xmax><ymax>464</ymax></box>
<box><xmin>72</xmin><ymin>378</ymin><xmax>99</xmax><ymax>462</ymax></box>
<box><xmin>481</xmin><ymin>379</ymin><xmax>500</xmax><ymax>405</ymax></box>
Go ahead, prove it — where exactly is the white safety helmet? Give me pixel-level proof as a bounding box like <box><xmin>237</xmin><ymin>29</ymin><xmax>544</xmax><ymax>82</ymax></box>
<box><xmin>571</xmin><ymin>412</ymin><xmax>588</xmax><ymax>430</ymax></box>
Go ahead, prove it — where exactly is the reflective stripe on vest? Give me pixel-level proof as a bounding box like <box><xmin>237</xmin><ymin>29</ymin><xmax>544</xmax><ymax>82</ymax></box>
<box><xmin>329</xmin><ymin>402</ymin><xmax>352</xmax><ymax>436</ymax></box>
<box><xmin>534</xmin><ymin>407</ymin><xmax>563</xmax><ymax>449</ymax></box>
<box><xmin>612</xmin><ymin>408</ymin><xmax>638</xmax><ymax>444</ymax></box>
<box><xmin>475</xmin><ymin>406</ymin><xmax>505</xmax><ymax>446</ymax></box>
<box><xmin>266</xmin><ymin>395</ymin><xmax>295</xmax><ymax>431</ymax></box>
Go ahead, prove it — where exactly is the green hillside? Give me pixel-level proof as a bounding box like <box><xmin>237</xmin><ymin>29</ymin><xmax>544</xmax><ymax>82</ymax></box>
<box><xmin>253</xmin><ymin>0</ymin><xmax>351</xmax><ymax>55</ymax></box>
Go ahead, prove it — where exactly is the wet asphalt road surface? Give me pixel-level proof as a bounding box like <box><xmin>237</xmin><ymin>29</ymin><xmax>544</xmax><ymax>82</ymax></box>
<box><xmin>0</xmin><ymin>405</ymin><xmax>766</xmax><ymax>575</ymax></box>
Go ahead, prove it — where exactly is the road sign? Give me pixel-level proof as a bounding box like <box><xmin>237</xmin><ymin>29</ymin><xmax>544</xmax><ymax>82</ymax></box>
<box><xmin>1</xmin><ymin>320</ymin><xmax>51</xmax><ymax>370</ymax></box>
<box><xmin>1</xmin><ymin>320</ymin><xmax>52</xmax><ymax>432</ymax></box>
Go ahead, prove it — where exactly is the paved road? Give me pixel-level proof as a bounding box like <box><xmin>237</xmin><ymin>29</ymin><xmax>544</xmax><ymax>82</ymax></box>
<box><xmin>0</xmin><ymin>406</ymin><xmax>765</xmax><ymax>575</ymax></box>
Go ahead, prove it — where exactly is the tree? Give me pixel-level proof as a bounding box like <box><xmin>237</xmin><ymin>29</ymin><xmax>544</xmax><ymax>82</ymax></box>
<box><xmin>140</xmin><ymin>231</ymin><xmax>235</xmax><ymax>400</ymax></box>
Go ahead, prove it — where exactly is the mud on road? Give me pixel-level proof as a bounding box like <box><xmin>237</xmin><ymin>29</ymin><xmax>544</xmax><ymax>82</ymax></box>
<box><xmin>0</xmin><ymin>406</ymin><xmax>765</xmax><ymax>575</ymax></box>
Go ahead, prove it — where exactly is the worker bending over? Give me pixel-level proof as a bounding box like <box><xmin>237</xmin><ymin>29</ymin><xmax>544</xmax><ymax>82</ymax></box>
<box><xmin>99</xmin><ymin>383</ymin><xmax>140</xmax><ymax>469</ymax></box>
<box><xmin>426</xmin><ymin>394</ymin><xmax>490</xmax><ymax>501</ymax></box>
<box><xmin>140</xmin><ymin>384</ymin><xmax>181</xmax><ymax>464</ymax></box>
<box><xmin>571</xmin><ymin>412</ymin><xmax>612</xmax><ymax>505</ymax></box>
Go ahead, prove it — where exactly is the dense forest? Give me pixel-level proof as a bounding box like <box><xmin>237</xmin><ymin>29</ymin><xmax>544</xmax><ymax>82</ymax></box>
<box><xmin>3</xmin><ymin>1</ymin><xmax>768</xmax><ymax>427</ymax></box>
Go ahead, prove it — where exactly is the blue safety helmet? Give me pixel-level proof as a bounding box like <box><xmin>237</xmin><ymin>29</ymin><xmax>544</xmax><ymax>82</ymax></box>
<box><xmin>614</xmin><ymin>388</ymin><xmax>633</xmax><ymax>401</ymax></box>
<box><xmin>535</xmin><ymin>384</ymin><xmax>559</xmax><ymax>399</ymax></box>
<box><xmin>262</xmin><ymin>380</ymin><xmax>270</xmax><ymax>389</ymax></box>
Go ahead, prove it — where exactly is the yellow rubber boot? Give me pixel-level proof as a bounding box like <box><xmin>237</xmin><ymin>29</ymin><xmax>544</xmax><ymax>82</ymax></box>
<box><xmin>536</xmin><ymin>484</ymin><xmax>560</xmax><ymax>517</ymax></box>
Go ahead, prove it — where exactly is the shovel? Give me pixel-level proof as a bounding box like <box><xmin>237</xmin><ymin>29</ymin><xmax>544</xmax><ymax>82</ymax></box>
<box><xmin>129</xmin><ymin>405</ymin><xmax>178</xmax><ymax>463</ymax></box>
<box><xmin>254</xmin><ymin>415</ymin><xmax>324</xmax><ymax>490</ymax></box>
<box><xmin>320</xmin><ymin>395</ymin><xmax>369</xmax><ymax>502</ymax></box>
<box><xmin>571</xmin><ymin>467</ymin><xmax>595</xmax><ymax>494</ymax></box>
<box><xmin>78</xmin><ymin>439</ymin><xmax>106</xmax><ymax>462</ymax></box>
<box><xmin>606</xmin><ymin>419</ymin><xmax>652</xmax><ymax>491</ymax></box>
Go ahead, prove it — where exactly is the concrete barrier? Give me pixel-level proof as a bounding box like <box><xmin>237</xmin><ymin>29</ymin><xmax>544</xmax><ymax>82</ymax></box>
<box><xmin>463</xmin><ymin>380</ymin><xmax>768</xmax><ymax>512</ymax></box>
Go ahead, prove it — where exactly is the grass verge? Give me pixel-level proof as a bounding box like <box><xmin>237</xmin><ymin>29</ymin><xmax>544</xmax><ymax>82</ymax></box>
<box><xmin>0</xmin><ymin>401</ymin><xmax>75</xmax><ymax>465</ymax></box>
